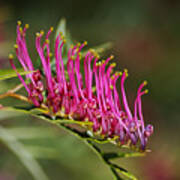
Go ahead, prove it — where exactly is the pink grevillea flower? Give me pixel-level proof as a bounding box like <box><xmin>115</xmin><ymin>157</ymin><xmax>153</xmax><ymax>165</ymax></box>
<box><xmin>9</xmin><ymin>22</ymin><xmax>153</xmax><ymax>150</ymax></box>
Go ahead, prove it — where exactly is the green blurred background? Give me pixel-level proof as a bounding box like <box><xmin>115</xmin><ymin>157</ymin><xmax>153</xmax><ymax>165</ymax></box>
<box><xmin>0</xmin><ymin>0</ymin><xmax>180</xmax><ymax>179</ymax></box>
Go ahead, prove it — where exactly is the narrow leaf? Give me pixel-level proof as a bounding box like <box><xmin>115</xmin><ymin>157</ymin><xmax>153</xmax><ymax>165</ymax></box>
<box><xmin>66</xmin><ymin>30</ymin><xmax>74</xmax><ymax>50</ymax></box>
<box><xmin>1</xmin><ymin>107</ymin><xmax>93</xmax><ymax>126</ymax></box>
<box><xmin>52</xmin><ymin>119</ymin><xmax>93</xmax><ymax>126</ymax></box>
<box><xmin>0</xmin><ymin>107</ymin><xmax>139</xmax><ymax>180</ymax></box>
<box><xmin>55</xmin><ymin>18</ymin><xmax>66</xmax><ymax>40</ymax></box>
<box><xmin>24</xmin><ymin>145</ymin><xmax>59</xmax><ymax>159</ymax></box>
<box><xmin>7</xmin><ymin>127</ymin><xmax>56</xmax><ymax>139</ymax></box>
<box><xmin>81</xmin><ymin>42</ymin><xmax>113</xmax><ymax>57</ymax></box>
<box><xmin>0</xmin><ymin>125</ymin><xmax>49</xmax><ymax>180</ymax></box>
<box><xmin>0</xmin><ymin>69</ymin><xmax>34</xmax><ymax>81</ymax></box>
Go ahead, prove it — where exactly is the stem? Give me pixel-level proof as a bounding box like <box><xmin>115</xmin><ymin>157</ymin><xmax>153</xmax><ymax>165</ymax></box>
<box><xmin>0</xmin><ymin>83</ymin><xmax>29</xmax><ymax>102</ymax></box>
<box><xmin>0</xmin><ymin>84</ymin><xmax>48</xmax><ymax>110</ymax></box>
<box><xmin>0</xmin><ymin>92</ymin><xmax>30</xmax><ymax>103</ymax></box>
<box><xmin>8</xmin><ymin>83</ymin><xmax>24</xmax><ymax>93</ymax></box>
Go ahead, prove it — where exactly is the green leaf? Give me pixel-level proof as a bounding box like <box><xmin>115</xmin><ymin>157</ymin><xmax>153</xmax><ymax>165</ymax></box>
<box><xmin>0</xmin><ymin>69</ymin><xmax>34</xmax><ymax>81</ymax></box>
<box><xmin>0</xmin><ymin>109</ymin><xmax>68</xmax><ymax>161</ymax></box>
<box><xmin>0</xmin><ymin>107</ymin><xmax>140</xmax><ymax>180</ymax></box>
<box><xmin>2</xmin><ymin>127</ymin><xmax>60</xmax><ymax>159</ymax></box>
<box><xmin>6</xmin><ymin>127</ymin><xmax>56</xmax><ymax>139</ymax></box>
<box><xmin>24</xmin><ymin>145</ymin><xmax>59</xmax><ymax>159</ymax></box>
<box><xmin>50</xmin><ymin>119</ymin><xmax>93</xmax><ymax>126</ymax></box>
<box><xmin>0</xmin><ymin>125</ymin><xmax>49</xmax><ymax>180</ymax></box>
<box><xmin>81</xmin><ymin>42</ymin><xmax>113</xmax><ymax>57</ymax></box>
<box><xmin>55</xmin><ymin>18</ymin><xmax>66</xmax><ymax>40</ymax></box>
<box><xmin>1</xmin><ymin>107</ymin><xmax>93</xmax><ymax>126</ymax></box>
<box><xmin>66</xmin><ymin>30</ymin><xmax>74</xmax><ymax>50</ymax></box>
<box><xmin>51</xmin><ymin>19</ymin><xmax>113</xmax><ymax>73</ymax></box>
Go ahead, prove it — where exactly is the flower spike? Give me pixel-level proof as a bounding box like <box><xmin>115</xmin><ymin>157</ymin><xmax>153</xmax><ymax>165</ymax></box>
<box><xmin>10</xmin><ymin>23</ymin><xmax>153</xmax><ymax>150</ymax></box>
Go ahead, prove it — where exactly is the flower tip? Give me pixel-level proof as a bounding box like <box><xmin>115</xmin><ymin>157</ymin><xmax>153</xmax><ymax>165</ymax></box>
<box><xmin>115</xmin><ymin>71</ymin><xmax>122</xmax><ymax>76</ymax></box>
<box><xmin>84</xmin><ymin>117</ymin><xmax>89</xmax><ymax>122</ymax></box>
<box><xmin>40</xmin><ymin>30</ymin><xmax>44</xmax><ymax>35</ymax></box>
<box><xmin>111</xmin><ymin>75</ymin><xmax>115</xmax><ymax>80</ymax></box>
<box><xmin>102</xmin><ymin>60</ymin><xmax>105</xmax><ymax>64</ymax></box>
<box><xmin>63</xmin><ymin>39</ymin><xmax>66</xmax><ymax>43</ymax></box>
<box><xmin>50</xmin><ymin>27</ymin><xmax>54</xmax><ymax>32</ymax></box>
<box><xmin>96</xmin><ymin>61</ymin><xmax>101</xmax><ymax>67</ymax></box>
<box><xmin>61</xmin><ymin>106</ymin><xmax>65</xmax><ymax>113</ymax></box>
<box><xmin>25</xmin><ymin>24</ymin><xmax>29</xmax><ymax>29</ymax></box>
<box><xmin>124</xmin><ymin>69</ymin><xmax>128</xmax><ymax>77</ymax></box>
<box><xmin>19</xmin><ymin>27</ymin><xmax>23</xmax><ymax>33</ymax></box>
<box><xmin>78</xmin><ymin>52</ymin><xmax>82</xmax><ymax>59</ymax></box>
<box><xmin>110</xmin><ymin>55</ymin><xmax>114</xmax><ymax>59</ymax></box>
<box><xmin>17</xmin><ymin>20</ymin><xmax>22</xmax><ymax>26</ymax></box>
<box><xmin>14</xmin><ymin>44</ymin><xmax>18</xmax><ymax>49</ymax></box>
<box><xmin>143</xmin><ymin>80</ymin><xmax>148</xmax><ymax>86</ymax></box>
<box><xmin>83</xmin><ymin>41</ymin><xmax>88</xmax><ymax>45</ymax></box>
<box><xmin>119</xmin><ymin>71</ymin><xmax>123</xmax><ymax>76</ymax></box>
<box><xmin>96</xmin><ymin>54</ymin><xmax>100</xmax><ymax>59</ymax></box>
<box><xmin>115</xmin><ymin>71</ymin><xmax>119</xmax><ymax>76</ymax></box>
<box><xmin>49</xmin><ymin>52</ymin><xmax>53</xmax><ymax>57</ymax></box>
<box><xmin>89</xmin><ymin>49</ymin><xmax>99</xmax><ymax>58</ymax></box>
<box><xmin>110</xmin><ymin>62</ymin><xmax>116</xmax><ymax>67</ymax></box>
<box><xmin>75</xmin><ymin>48</ymin><xmax>79</xmax><ymax>52</ymax></box>
<box><xmin>124</xmin><ymin>68</ymin><xmax>128</xmax><ymax>73</ymax></box>
<box><xmin>8</xmin><ymin>54</ymin><xmax>14</xmax><ymax>59</ymax></box>
<box><xmin>110</xmin><ymin>85</ymin><xmax>113</xmax><ymax>90</ymax></box>
<box><xmin>77</xmin><ymin>42</ymin><xmax>81</xmax><ymax>47</ymax></box>
<box><xmin>144</xmin><ymin>89</ymin><xmax>149</xmax><ymax>94</ymax></box>
<box><xmin>36</xmin><ymin>32</ymin><xmax>40</xmax><ymax>37</ymax></box>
